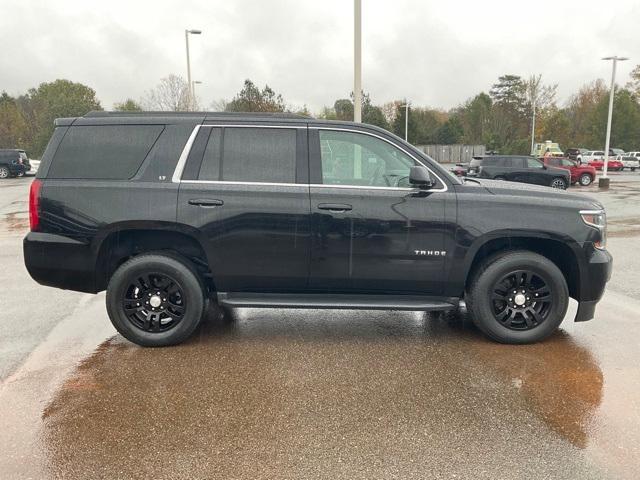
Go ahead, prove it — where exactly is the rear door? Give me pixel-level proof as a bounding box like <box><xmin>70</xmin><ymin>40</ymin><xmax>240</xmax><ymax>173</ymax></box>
<box><xmin>176</xmin><ymin>124</ymin><xmax>311</xmax><ymax>292</ymax></box>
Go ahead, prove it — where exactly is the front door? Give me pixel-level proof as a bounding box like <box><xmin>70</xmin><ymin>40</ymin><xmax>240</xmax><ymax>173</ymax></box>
<box><xmin>176</xmin><ymin>124</ymin><xmax>311</xmax><ymax>292</ymax></box>
<box><xmin>308</xmin><ymin>127</ymin><xmax>449</xmax><ymax>295</ymax></box>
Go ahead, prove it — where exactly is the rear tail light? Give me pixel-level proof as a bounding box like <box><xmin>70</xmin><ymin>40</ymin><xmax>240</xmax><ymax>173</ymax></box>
<box><xmin>29</xmin><ymin>179</ymin><xmax>42</xmax><ymax>231</ymax></box>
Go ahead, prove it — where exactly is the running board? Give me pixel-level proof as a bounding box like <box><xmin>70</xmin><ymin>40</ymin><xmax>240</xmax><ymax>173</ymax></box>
<box><xmin>217</xmin><ymin>293</ymin><xmax>459</xmax><ymax>311</ymax></box>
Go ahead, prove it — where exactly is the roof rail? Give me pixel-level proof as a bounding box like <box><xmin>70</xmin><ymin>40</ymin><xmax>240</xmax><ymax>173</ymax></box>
<box><xmin>84</xmin><ymin>111</ymin><xmax>313</xmax><ymax>119</ymax></box>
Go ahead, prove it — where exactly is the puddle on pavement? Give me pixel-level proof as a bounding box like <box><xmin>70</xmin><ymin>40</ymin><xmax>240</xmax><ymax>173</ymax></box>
<box><xmin>0</xmin><ymin>211</ymin><xmax>29</xmax><ymax>235</ymax></box>
<box><xmin>36</xmin><ymin>310</ymin><xmax>608</xmax><ymax>479</ymax></box>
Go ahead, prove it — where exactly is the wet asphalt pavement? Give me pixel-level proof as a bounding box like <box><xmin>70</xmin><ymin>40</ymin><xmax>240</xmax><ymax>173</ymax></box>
<box><xmin>1</xmin><ymin>174</ymin><xmax>640</xmax><ymax>479</ymax></box>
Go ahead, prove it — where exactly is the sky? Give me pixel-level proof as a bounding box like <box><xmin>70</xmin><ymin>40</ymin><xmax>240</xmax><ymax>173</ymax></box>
<box><xmin>1</xmin><ymin>0</ymin><xmax>638</xmax><ymax>112</ymax></box>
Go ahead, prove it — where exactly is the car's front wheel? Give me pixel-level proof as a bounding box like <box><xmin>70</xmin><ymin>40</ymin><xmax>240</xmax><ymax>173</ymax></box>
<box><xmin>466</xmin><ymin>251</ymin><xmax>569</xmax><ymax>344</ymax></box>
<box><xmin>106</xmin><ymin>253</ymin><xmax>206</xmax><ymax>347</ymax></box>
<box><xmin>550</xmin><ymin>177</ymin><xmax>567</xmax><ymax>189</ymax></box>
<box><xmin>579</xmin><ymin>173</ymin><xmax>593</xmax><ymax>186</ymax></box>
<box><xmin>0</xmin><ymin>166</ymin><xmax>9</xmax><ymax>179</ymax></box>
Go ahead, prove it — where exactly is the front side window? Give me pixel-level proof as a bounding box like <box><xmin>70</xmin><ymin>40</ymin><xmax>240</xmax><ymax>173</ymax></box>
<box><xmin>198</xmin><ymin>127</ymin><xmax>296</xmax><ymax>183</ymax></box>
<box><xmin>527</xmin><ymin>158</ymin><xmax>544</xmax><ymax>169</ymax></box>
<box><xmin>319</xmin><ymin>130</ymin><xmax>416</xmax><ymax>187</ymax></box>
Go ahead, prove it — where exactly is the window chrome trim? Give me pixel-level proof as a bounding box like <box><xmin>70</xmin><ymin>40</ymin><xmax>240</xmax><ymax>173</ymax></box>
<box><xmin>172</xmin><ymin>124</ymin><xmax>450</xmax><ymax>193</ymax></box>
<box><xmin>172</xmin><ymin>124</ymin><xmax>305</xmax><ymax>183</ymax></box>
<box><xmin>313</xmin><ymin>127</ymin><xmax>448</xmax><ymax>193</ymax></box>
<box><xmin>172</xmin><ymin>124</ymin><xmax>203</xmax><ymax>183</ymax></box>
<box><xmin>180</xmin><ymin>179</ymin><xmax>306</xmax><ymax>188</ymax></box>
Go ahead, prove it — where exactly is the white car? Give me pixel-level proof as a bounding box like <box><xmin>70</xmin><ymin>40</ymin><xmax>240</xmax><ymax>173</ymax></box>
<box><xmin>581</xmin><ymin>151</ymin><xmax>607</xmax><ymax>164</ymax></box>
<box><xmin>615</xmin><ymin>155</ymin><xmax>639</xmax><ymax>171</ymax></box>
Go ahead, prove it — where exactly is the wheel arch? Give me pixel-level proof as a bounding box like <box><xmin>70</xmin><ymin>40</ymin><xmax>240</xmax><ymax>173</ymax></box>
<box><xmin>461</xmin><ymin>232</ymin><xmax>583</xmax><ymax>301</ymax></box>
<box><xmin>93</xmin><ymin>222</ymin><xmax>215</xmax><ymax>292</ymax></box>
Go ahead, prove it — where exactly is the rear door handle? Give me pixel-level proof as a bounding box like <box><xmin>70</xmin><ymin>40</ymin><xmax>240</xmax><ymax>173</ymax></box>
<box><xmin>317</xmin><ymin>203</ymin><xmax>352</xmax><ymax>212</ymax></box>
<box><xmin>188</xmin><ymin>198</ymin><xmax>224</xmax><ymax>207</ymax></box>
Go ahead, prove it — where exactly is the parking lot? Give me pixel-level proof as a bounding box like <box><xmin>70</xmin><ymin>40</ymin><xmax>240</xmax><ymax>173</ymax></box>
<box><xmin>1</xmin><ymin>174</ymin><xmax>639</xmax><ymax>479</ymax></box>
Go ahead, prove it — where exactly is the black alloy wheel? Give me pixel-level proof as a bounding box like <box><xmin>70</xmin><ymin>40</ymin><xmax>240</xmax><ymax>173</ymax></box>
<box><xmin>122</xmin><ymin>272</ymin><xmax>186</xmax><ymax>333</ymax></box>
<box><xmin>465</xmin><ymin>250</ymin><xmax>569</xmax><ymax>344</ymax></box>
<box><xmin>106</xmin><ymin>253</ymin><xmax>206</xmax><ymax>347</ymax></box>
<box><xmin>490</xmin><ymin>270</ymin><xmax>552</xmax><ymax>331</ymax></box>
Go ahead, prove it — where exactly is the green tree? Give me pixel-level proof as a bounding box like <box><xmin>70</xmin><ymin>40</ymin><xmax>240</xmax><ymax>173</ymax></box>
<box><xmin>225</xmin><ymin>79</ymin><xmax>286</xmax><ymax>112</ymax></box>
<box><xmin>26</xmin><ymin>79</ymin><xmax>102</xmax><ymax>156</ymax></box>
<box><xmin>626</xmin><ymin>64</ymin><xmax>640</xmax><ymax>101</ymax></box>
<box><xmin>435</xmin><ymin>116</ymin><xmax>463</xmax><ymax>144</ymax></box>
<box><xmin>589</xmin><ymin>88</ymin><xmax>640</xmax><ymax>151</ymax></box>
<box><xmin>114</xmin><ymin>99</ymin><xmax>143</xmax><ymax>111</ymax></box>
<box><xmin>0</xmin><ymin>92</ymin><xmax>28</xmax><ymax>149</ymax></box>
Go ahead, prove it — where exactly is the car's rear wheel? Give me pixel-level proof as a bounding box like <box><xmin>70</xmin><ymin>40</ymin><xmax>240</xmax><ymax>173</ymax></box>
<box><xmin>0</xmin><ymin>167</ymin><xmax>9</xmax><ymax>179</ymax></box>
<box><xmin>551</xmin><ymin>177</ymin><xmax>567</xmax><ymax>189</ymax></box>
<box><xmin>579</xmin><ymin>173</ymin><xmax>593</xmax><ymax>186</ymax></box>
<box><xmin>106</xmin><ymin>253</ymin><xmax>205</xmax><ymax>347</ymax></box>
<box><xmin>466</xmin><ymin>251</ymin><xmax>569</xmax><ymax>344</ymax></box>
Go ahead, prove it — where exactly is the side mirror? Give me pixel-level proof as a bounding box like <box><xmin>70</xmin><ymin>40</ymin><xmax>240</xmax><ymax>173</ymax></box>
<box><xmin>409</xmin><ymin>166</ymin><xmax>435</xmax><ymax>189</ymax></box>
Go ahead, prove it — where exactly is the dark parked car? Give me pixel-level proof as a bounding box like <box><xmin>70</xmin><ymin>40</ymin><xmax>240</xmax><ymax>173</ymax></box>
<box><xmin>467</xmin><ymin>155</ymin><xmax>570</xmax><ymax>189</ymax></box>
<box><xmin>0</xmin><ymin>149</ymin><xmax>28</xmax><ymax>178</ymax></box>
<box><xmin>24</xmin><ymin>112</ymin><xmax>612</xmax><ymax>347</ymax></box>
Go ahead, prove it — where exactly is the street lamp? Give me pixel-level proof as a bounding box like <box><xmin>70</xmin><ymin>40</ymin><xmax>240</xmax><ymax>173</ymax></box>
<box><xmin>353</xmin><ymin>0</ymin><xmax>362</xmax><ymax>123</ymax></box>
<box><xmin>599</xmin><ymin>55</ymin><xmax>628</xmax><ymax>189</ymax></box>
<box><xmin>192</xmin><ymin>80</ymin><xmax>202</xmax><ymax>110</ymax></box>
<box><xmin>399</xmin><ymin>100</ymin><xmax>410</xmax><ymax>142</ymax></box>
<box><xmin>185</xmin><ymin>29</ymin><xmax>202</xmax><ymax>111</ymax></box>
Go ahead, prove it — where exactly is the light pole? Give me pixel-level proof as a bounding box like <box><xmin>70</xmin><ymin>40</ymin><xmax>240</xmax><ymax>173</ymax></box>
<box><xmin>353</xmin><ymin>0</ymin><xmax>362</xmax><ymax>123</ymax></box>
<box><xmin>192</xmin><ymin>80</ymin><xmax>202</xmax><ymax>110</ymax></box>
<box><xmin>530</xmin><ymin>99</ymin><xmax>536</xmax><ymax>155</ymax></box>
<box><xmin>400</xmin><ymin>100</ymin><xmax>410</xmax><ymax>142</ymax></box>
<box><xmin>599</xmin><ymin>55</ymin><xmax>628</xmax><ymax>189</ymax></box>
<box><xmin>185</xmin><ymin>29</ymin><xmax>202</xmax><ymax>111</ymax></box>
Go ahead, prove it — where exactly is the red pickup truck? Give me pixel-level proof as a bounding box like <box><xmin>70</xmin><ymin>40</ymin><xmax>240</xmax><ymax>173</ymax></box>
<box><xmin>541</xmin><ymin>157</ymin><xmax>597</xmax><ymax>186</ymax></box>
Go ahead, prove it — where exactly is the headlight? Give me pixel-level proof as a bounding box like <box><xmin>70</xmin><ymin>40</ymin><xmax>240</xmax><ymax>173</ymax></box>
<box><xmin>580</xmin><ymin>210</ymin><xmax>607</xmax><ymax>249</ymax></box>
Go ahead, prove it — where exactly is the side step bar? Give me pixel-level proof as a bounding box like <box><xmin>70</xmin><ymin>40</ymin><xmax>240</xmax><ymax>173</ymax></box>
<box><xmin>217</xmin><ymin>293</ymin><xmax>459</xmax><ymax>312</ymax></box>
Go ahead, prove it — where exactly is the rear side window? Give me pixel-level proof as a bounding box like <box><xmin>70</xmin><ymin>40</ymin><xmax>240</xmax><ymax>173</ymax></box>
<box><xmin>48</xmin><ymin>125</ymin><xmax>163</xmax><ymax>179</ymax></box>
<box><xmin>198</xmin><ymin>127</ymin><xmax>296</xmax><ymax>183</ymax></box>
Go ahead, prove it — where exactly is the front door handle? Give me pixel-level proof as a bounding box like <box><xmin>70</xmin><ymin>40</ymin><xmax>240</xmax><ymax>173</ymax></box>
<box><xmin>317</xmin><ymin>203</ymin><xmax>352</xmax><ymax>212</ymax></box>
<box><xmin>188</xmin><ymin>198</ymin><xmax>224</xmax><ymax>208</ymax></box>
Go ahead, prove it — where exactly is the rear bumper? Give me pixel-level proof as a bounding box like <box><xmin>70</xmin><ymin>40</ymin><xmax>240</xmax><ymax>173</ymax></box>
<box><xmin>574</xmin><ymin>247</ymin><xmax>613</xmax><ymax>322</ymax></box>
<box><xmin>23</xmin><ymin>232</ymin><xmax>98</xmax><ymax>293</ymax></box>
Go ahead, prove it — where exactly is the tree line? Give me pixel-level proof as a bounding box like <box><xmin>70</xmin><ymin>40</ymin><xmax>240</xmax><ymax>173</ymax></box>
<box><xmin>2</xmin><ymin>66</ymin><xmax>640</xmax><ymax>158</ymax></box>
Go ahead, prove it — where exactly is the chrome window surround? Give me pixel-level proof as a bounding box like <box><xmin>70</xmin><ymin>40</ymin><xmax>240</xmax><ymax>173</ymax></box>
<box><xmin>172</xmin><ymin>124</ymin><xmax>448</xmax><ymax>192</ymax></box>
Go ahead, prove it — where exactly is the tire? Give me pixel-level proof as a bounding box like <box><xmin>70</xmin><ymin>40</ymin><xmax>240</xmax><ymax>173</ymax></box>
<box><xmin>579</xmin><ymin>173</ymin><xmax>593</xmax><ymax>186</ymax></box>
<box><xmin>0</xmin><ymin>166</ymin><xmax>9</xmax><ymax>179</ymax></box>
<box><xmin>550</xmin><ymin>177</ymin><xmax>567</xmax><ymax>189</ymax></box>
<box><xmin>466</xmin><ymin>251</ymin><xmax>569</xmax><ymax>344</ymax></box>
<box><xmin>632</xmin><ymin>168</ymin><xmax>637</xmax><ymax>172</ymax></box>
<box><xmin>106</xmin><ymin>252</ymin><xmax>206</xmax><ymax>347</ymax></box>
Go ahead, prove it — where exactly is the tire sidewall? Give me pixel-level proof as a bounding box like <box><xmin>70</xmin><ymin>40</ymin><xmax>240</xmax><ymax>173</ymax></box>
<box><xmin>551</xmin><ymin>177</ymin><xmax>567</xmax><ymax>189</ymax></box>
<box><xmin>468</xmin><ymin>252</ymin><xmax>569</xmax><ymax>344</ymax></box>
<box><xmin>106</xmin><ymin>255</ymin><xmax>205</xmax><ymax>347</ymax></box>
<box><xmin>0</xmin><ymin>167</ymin><xmax>9</xmax><ymax>179</ymax></box>
<box><xmin>579</xmin><ymin>173</ymin><xmax>592</xmax><ymax>186</ymax></box>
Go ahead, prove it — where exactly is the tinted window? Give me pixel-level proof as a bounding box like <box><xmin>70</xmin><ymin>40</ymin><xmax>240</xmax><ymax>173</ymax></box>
<box><xmin>547</xmin><ymin>158</ymin><xmax>562</xmax><ymax>167</ymax></box>
<box><xmin>198</xmin><ymin>127</ymin><xmax>296</xmax><ymax>183</ymax></box>
<box><xmin>481</xmin><ymin>157</ymin><xmax>498</xmax><ymax>166</ymax></box>
<box><xmin>319</xmin><ymin>130</ymin><xmax>416</xmax><ymax>187</ymax></box>
<box><xmin>48</xmin><ymin>125</ymin><xmax>163</xmax><ymax>179</ymax></box>
<box><xmin>527</xmin><ymin>158</ymin><xmax>544</xmax><ymax>169</ymax></box>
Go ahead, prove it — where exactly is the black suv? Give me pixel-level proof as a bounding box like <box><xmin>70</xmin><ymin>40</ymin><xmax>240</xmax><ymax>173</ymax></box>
<box><xmin>24</xmin><ymin>112</ymin><xmax>612</xmax><ymax>346</ymax></box>
<box><xmin>468</xmin><ymin>155</ymin><xmax>570</xmax><ymax>189</ymax></box>
<box><xmin>0</xmin><ymin>149</ymin><xmax>29</xmax><ymax>178</ymax></box>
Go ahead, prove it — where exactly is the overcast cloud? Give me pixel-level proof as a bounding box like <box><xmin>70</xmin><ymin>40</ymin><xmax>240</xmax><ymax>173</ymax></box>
<box><xmin>1</xmin><ymin>0</ymin><xmax>638</xmax><ymax>112</ymax></box>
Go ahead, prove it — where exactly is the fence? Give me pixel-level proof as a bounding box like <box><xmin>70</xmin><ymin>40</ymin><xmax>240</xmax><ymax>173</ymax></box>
<box><xmin>414</xmin><ymin>144</ymin><xmax>486</xmax><ymax>164</ymax></box>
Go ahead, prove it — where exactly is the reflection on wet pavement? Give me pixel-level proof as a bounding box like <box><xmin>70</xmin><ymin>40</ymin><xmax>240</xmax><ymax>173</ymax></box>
<box><xmin>38</xmin><ymin>309</ymin><xmax>611</xmax><ymax>479</ymax></box>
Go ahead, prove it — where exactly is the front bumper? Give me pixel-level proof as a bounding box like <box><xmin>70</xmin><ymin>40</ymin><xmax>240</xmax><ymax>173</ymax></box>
<box><xmin>575</xmin><ymin>247</ymin><xmax>613</xmax><ymax>322</ymax></box>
